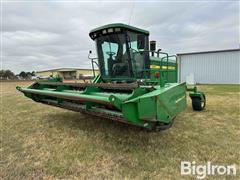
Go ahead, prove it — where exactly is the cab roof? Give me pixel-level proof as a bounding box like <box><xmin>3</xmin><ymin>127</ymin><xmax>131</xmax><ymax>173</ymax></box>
<box><xmin>89</xmin><ymin>23</ymin><xmax>149</xmax><ymax>39</ymax></box>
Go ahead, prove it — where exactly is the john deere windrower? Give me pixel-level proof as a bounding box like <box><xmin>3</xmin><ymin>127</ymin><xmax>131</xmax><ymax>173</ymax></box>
<box><xmin>17</xmin><ymin>23</ymin><xmax>206</xmax><ymax>130</ymax></box>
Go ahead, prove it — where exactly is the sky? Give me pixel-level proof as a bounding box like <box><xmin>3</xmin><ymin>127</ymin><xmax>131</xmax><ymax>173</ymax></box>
<box><xmin>1</xmin><ymin>1</ymin><xmax>239</xmax><ymax>73</ymax></box>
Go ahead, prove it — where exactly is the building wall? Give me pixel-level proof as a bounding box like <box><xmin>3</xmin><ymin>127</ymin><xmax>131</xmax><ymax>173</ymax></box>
<box><xmin>36</xmin><ymin>71</ymin><xmax>59</xmax><ymax>77</ymax></box>
<box><xmin>76</xmin><ymin>69</ymin><xmax>98</xmax><ymax>78</ymax></box>
<box><xmin>36</xmin><ymin>69</ymin><xmax>99</xmax><ymax>79</ymax></box>
<box><xmin>58</xmin><ymin>71</ymin><xmax>77</xmax><ymax>79</ymax></box>
<box><xmin>178</xmin><ymin>50</ymin><xmax>240</xmax><ymax>84</ymax></box>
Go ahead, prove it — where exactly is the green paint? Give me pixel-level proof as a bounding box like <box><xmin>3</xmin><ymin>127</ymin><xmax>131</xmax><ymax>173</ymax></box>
<box><xmin>16</xmin><ymin>23</ymin><xmax>206</xmax><ymax>130</ymax></box>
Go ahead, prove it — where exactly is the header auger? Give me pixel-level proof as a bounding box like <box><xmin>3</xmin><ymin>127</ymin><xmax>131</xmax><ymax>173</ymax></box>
<box><xmin>17</xmin><ymin>23</ymin><xmax>206</xmax><ymax>131</ymax></box>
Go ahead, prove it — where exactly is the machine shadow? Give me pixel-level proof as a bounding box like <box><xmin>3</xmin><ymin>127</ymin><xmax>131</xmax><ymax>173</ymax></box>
<box><xmin>43</xmin><ymin>111</ymin><xmax>172</xmax><ymax>147</ymax></box>
<box><xmin>44</xmin><ymin>111</ymin><xmax>146</xmax><ymax>132</ymax></box>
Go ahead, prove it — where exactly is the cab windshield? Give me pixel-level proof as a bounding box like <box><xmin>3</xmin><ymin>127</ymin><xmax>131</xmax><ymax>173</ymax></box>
<box><xmin>95</xmin><ymin>31</ymin><xmax>149</xmax><ymax>80</ymax></box>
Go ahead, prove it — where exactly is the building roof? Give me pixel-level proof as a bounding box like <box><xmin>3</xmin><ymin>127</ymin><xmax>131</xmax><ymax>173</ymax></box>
<box><xmin>177</xmin><ymin>48</ymin><xmax>240</xmax><ymax>56</ymax></box>
<box><xmin>89</xmin><ymin>23</ymin><xmax>149</xmax><ymax>35</ymax></box>
<box><xmin>36</xmin><ymin>68</ymin><xmax>95</xmax><ymax>73</ymax></box>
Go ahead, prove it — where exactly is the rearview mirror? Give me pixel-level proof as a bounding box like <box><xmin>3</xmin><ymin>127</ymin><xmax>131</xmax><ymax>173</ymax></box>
<box><xmin>88</xmin><ymin>50</ymin><xmax>98</xmax><ymax>60</ymax></box>
<box><xmin>88</xmin><ymin>50</ymin><xmax>92</xmax><ymax>59</ymax></box>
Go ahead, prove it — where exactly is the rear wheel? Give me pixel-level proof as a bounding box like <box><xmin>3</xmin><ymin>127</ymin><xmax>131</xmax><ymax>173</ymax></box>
<box><xmin>192</xmin><ymin>94</ymin><xmax>206</xmax><ymax>111</ymax></box>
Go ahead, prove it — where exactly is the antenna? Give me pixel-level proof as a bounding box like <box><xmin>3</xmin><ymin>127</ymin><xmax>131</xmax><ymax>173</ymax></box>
<box><xmin>128</xmin><ymin>1</ymin><xmax>135</xmax><ymax>25</ymax></box>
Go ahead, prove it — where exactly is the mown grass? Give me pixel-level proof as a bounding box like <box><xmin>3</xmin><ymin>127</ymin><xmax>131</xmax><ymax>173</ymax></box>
<box><xmin>1</xmin><ymin>81</ymin><xmax>240</xmax><ymax>179</ymax></box>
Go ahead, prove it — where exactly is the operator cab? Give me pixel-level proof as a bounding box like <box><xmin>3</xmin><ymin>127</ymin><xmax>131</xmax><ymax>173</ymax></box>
<box><xmin>89</xmin><ymin>23</ymin><xmax>150</xmax><ymax>81</ymax></box>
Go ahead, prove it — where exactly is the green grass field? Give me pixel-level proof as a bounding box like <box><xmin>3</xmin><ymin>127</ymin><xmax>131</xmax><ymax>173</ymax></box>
<box><xmin>1</xmin><ymin>81</ymin><xmax>240</xmax><ymax>179</ymax></box>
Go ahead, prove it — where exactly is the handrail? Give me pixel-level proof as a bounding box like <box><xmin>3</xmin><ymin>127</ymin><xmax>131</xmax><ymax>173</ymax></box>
<box><xmin>137</xmin><ymin>49</ymin><xmax>172</xmax><ymax>86</ymax></box>
<box><xmin>91</xmin><ymin>59</ymin><xmax>99</xmax><ymax>77</ymax></box>
<box><xmin>88</xmin><ymin>52</ymin><xmax>99</xmax><ymax>78</ymax></box>
<box><xmin>157</xmin><ymin>49</ymin><xmax>169</xmax><ymax>82</ymax></box>
<box><xmin>168</xmin><ymin>55</ymin><xmax>178</xmax><ymax>82</ymax></box>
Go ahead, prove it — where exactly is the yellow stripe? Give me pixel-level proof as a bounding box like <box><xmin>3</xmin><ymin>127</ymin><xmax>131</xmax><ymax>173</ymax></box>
<box><xmin>150</xmin><ymin>65</ymin><xmax>176</xmax><ymax>70</ymax></box>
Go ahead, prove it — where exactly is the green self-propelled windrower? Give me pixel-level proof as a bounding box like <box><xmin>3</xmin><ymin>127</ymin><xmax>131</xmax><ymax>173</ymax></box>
<box><xmin>17</xmin><ymin>23</ymin><xmax>206</xmax><ymax>130</ymax></box>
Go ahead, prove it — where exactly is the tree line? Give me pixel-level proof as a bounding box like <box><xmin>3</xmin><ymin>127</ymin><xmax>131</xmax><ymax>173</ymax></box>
<box><xmin>0</xmin><ymin>69</ymin><xmax>36</xmax><ymax>80</ymax></box>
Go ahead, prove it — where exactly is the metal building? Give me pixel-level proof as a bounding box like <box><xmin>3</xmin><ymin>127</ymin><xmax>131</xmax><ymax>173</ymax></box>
<box><xmin>36</xmin><ymin>68</ymin><xmax>99</xmax><ymax>80</ymax></box>
<box><xmin>177</xmin><ymin>49</ymin><xmax>240</xmax><ymax>84</ymax></box>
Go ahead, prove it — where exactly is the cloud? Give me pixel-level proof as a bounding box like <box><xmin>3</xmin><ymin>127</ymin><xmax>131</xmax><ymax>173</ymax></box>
<box><xmin>2</xmin><ymin>1</ymin><xmax>239</xmax><ymax>73</ymax></box>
